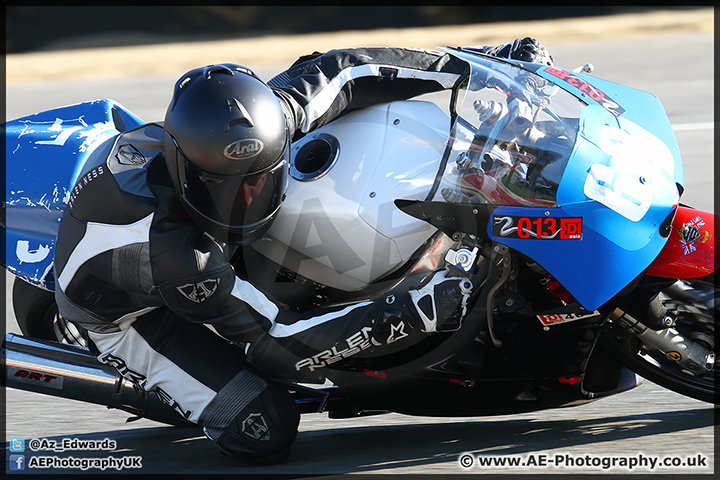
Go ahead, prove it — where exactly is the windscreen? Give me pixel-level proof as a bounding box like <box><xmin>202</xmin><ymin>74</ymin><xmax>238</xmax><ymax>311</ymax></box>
<box><xmin>432</xmin><ymin>49</ymin><xmax>586</xmax><ymax>208</ymax></box>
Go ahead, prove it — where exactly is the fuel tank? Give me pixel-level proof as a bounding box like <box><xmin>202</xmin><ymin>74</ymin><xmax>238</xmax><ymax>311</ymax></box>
<box><xmin>251</xmin><ymin>100</ymin><xmax>450</xmax><ymax>291</ymax></box>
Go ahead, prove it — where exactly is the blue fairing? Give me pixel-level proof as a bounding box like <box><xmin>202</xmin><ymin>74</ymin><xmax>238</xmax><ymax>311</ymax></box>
<box><xmin>536</xmin><ymin>66</ymin><xmax>684</xmax><ymax>188</ymax></box>
<box><xmin>490</xmin><ymin>203</ymin><xmax>671</xmax><ymax>311</ymax></box>
<box><xmin>489</xmin><ymin>71</ymin><xmax>681</xmax><ymax>310</ymax></box>
<box><xmin>4</xmin><ymin>100</ymin><xmax>144</xmax><ymax>290</ymax></box>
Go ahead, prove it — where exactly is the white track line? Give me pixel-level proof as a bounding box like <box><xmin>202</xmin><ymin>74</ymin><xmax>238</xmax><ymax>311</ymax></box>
<box><xmin>672</xmin><ymin>122</ymin><xmax>714</xmax><ymax>132</ymax></box>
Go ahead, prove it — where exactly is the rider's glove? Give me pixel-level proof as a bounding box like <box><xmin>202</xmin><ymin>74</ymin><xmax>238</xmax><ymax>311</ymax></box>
<box><xmin>469</xmin><ymin>37</ymin><xmax>554</xmax><ymax>65</ymax></box>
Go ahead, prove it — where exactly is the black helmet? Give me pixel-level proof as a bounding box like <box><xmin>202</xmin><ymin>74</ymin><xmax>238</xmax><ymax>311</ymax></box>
<box><xmin>163</xmin><ymin>64</ymin><xmax>289</xmax><ymax>245</ymax></box>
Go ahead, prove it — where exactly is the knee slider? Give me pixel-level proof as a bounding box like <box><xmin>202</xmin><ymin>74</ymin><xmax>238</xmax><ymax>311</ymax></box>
<box><xmin>205</xmin><ymin>382</ymin><xmax>300</xmax><ymax>464</ymax></box>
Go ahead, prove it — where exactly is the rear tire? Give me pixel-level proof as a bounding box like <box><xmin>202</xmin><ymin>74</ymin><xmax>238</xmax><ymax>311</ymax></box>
<box><xmin>11</xmin><ymin>278</ymin><xmax>198</xmax><ymax>427</ymax></box>
<box><xmin>12</xmin><ymin>278</ymin><xmax>88</xmax><ymax>347</ymax></box>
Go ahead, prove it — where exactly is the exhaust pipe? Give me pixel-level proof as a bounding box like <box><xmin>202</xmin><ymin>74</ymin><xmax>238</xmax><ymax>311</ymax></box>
<box><xmin>2</xmin><ymin>333</ymin><xmax>191</xmax><ymax>425</ymax></box>
<box><xmin>3</xmin><ymin>333</ymin><xmax>340</xmax><ymax>420</ymax></box>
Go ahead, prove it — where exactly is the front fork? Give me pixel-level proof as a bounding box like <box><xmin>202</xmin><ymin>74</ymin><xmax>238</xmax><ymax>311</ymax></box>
<box><xmin>609</xmin><ymin>306</ymin><xmax>715</xmax><ymax>375</ymax></box>
<box><xmin>612</xmin><ymin>205</ymin><xmax>716</xmax><ymax>376</ymax></box>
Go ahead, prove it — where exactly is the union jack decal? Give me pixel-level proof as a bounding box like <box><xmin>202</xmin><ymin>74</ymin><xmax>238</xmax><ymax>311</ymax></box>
<box><xmin>680</xmin><ymin>240</ymin><xmax>696</xmax><ymax>256</ymax></box>
<box><xmin>678</xmin><ymin>216</ymin><xmax>708</xmax><ymax>256</ymax></box>
<box><xmin>690</xmin><ymin>216</ymin><xmax>705</xmax><ymax>228</ymax></box>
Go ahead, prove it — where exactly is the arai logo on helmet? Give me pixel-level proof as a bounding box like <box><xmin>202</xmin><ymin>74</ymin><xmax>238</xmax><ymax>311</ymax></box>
<box><xmin>223</xmin><ymin>139</ymin><xmax>264</xmax><ymax>160</ymax></box>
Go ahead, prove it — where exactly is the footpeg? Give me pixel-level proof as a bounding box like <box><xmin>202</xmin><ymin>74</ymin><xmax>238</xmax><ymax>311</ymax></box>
<box><xmin>409</xmin><ymin>270</ymin><xmax>473</xmax><ymax>332</ymax></box>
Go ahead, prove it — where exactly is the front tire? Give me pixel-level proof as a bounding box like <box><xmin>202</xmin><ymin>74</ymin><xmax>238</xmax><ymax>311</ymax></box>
<box><xmin>601</xmin><ymin>280</ymin><xmax>716</xmax><ymax>404</ymax></box>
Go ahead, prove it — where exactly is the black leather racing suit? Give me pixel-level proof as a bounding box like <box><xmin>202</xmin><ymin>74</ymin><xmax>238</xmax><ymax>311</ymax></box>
<box><xmin>53</xmin><ymin>39</ymin><xmax>552</xmax><ymax>462</ymax></box>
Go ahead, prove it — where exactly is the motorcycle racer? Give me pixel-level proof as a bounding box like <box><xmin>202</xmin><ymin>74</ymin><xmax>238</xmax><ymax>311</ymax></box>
<box><xmin>52</xmin><ymin>38</ymin><xmax>553</xmax><ymax>464</ymax></box>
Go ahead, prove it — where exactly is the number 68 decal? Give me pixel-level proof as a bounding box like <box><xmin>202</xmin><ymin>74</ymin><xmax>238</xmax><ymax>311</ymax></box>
<box><xmin>583</xmin><ymin>163</ymin><xmax>652</xmax><ymax>221</ymax></box>
<box><xmin>583</xmin><ymin>124</ymin><xmax>655</xmax><ymax>222</ymax></box>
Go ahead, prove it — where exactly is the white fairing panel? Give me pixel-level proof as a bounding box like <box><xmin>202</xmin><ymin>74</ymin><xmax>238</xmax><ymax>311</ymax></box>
<box><xmin>253</xmin><ymin>100</ymin><xmax>449</xmax><ymax>290</ymax></box>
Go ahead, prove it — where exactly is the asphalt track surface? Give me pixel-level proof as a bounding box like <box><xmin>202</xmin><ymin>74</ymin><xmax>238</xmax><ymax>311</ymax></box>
<box><xmin>3</xmin><ymin>19</ymin><xmax>716</xmax><ymax>478</ymax></box>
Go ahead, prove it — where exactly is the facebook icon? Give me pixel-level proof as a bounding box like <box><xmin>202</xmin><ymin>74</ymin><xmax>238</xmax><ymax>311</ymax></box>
<box><xmin>9</xmin><ymin>454</ymin><xmax>25</xmax><ymax>470</ymax></box>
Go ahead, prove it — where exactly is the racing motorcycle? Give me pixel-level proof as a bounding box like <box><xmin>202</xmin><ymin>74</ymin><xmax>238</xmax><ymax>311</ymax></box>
<box><xmin>3</xmin><ymin>47</ymin><xmax>716</xmax><ymax>429</ymax></box>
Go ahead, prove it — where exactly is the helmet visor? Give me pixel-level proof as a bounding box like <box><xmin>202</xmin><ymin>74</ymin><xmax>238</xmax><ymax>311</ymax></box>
<box><xmin>177</xmin><ymin>144</ymin><xmax>288</xmax><ymax>233</ymax></box>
